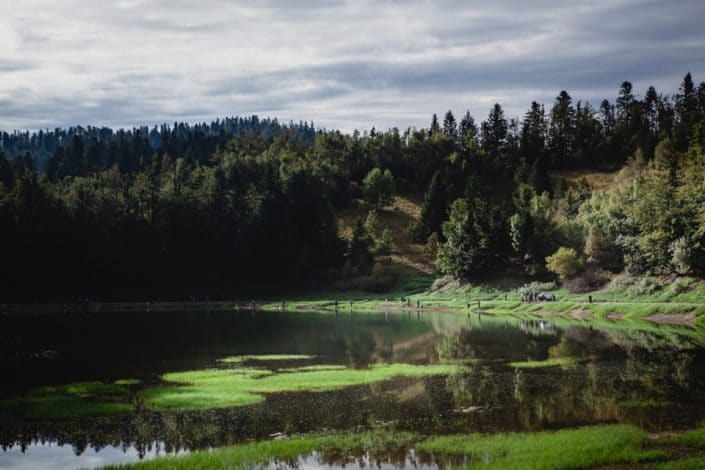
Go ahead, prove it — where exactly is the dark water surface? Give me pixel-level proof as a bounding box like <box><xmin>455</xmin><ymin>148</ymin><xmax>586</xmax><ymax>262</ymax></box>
<box><xmin>2</xmin><ymin>309</ymin><xmax>705</xmax><ymax>469</ymax></box>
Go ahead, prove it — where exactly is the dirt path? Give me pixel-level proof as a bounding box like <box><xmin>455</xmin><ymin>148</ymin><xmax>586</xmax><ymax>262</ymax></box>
<box><xmin>643</xmin><ymin>312</ymin><xmax>695</xmax><ymax>326</ymax></box>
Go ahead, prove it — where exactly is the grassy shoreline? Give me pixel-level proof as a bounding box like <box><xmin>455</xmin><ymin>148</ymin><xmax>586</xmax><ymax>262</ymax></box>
<box><xmin>258</xmin><ymin>275</ymin><xmax>705</xmax><ymax>329</ymax></box>
<box><xmin>6</xmin><ymin>273</ymin><xmax>705</xmax><ymax>329</ymax></box>
<box><xmin>103</xmin><ymin>424</ymin><xmax>705</xmax><ymax>469</ymax></box>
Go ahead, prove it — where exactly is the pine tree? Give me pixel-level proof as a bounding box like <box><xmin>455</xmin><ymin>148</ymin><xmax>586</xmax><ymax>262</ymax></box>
<box><xmin>348</xmin><ymin>219</ymin><xmax>374</xmax><ymax>274</ymax></box>
<box><xmin>430</xmin><ymin>113</ymin><xmax>440</xmax><ymax>136</ymax></box>
<box><xmin>417</xmin><ymin>170</ymin><xmax>448</xmax><ymax>241</ymax></box>
<box><xmin>675</xmin><ymin>72</ymin><xmax>700</xmax><ymax>149</ymax></box>
<box><xmin>460</xmin><ymin>110</ymin><xmax>478</xmax><ymax>144</ymax></box>
<box><xmin>520</xmin><ymin>101</ymin><xmax>546</xmax><ymax>164</ymax></box>
<box><xmin>480</xmin><ymin>104</ymin><xmax>508</xmax><ymax>161</ymax></box>
<box><xmin>442</xmin><ymin>110</ymin><xmax>458</xmax><ymax>140</ymax></box>
<box><xmin>436</xmin><ymin>198</ymin><xmax>488</xmax><ymax>280</ymax></box>
<box><xmin>548</xmin><ymin>91</ymin><xmax>576</xmax><ymax>165</ymax></box>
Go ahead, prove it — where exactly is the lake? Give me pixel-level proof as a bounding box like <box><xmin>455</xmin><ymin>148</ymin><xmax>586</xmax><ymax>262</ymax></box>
<box><xmin>2</xmin><ymin>308</ymin><xmax>705</xmax><ymax>469</ymax></box>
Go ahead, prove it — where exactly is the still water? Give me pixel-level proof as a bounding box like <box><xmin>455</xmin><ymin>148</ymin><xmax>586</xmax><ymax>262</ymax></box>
<box><xmin>1</xmin><ymin>309</ymin><xmax>705</xmax><ymax>469</ymax></box>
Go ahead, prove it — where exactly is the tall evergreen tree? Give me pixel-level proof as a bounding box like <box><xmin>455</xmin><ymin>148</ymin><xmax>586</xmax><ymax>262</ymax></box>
<box><xmin>548</xmin><ymin>91</ymin><xmax>576</xmax><ymax>166</ymax></box>
<box><xmin>480</xmin><ymin>103</ymin><xmax>508</xmax><ymax>162</ymax></box>
<box><xmin>417</xmin><ymin>170</ymin><xmax>448</xmax><ymax>241</ymax></box>
<box><xmin>443</xmin><ymin>110</ymin><xmax>458</xmax><ymax>141</ymax></box>
<box><xmin>436</xmin><ymin>198</ymin><xmax>488</xmax><ymax>280</ymax></box>
<box><xmin>520</xmin><ymin>101</ymin><xmax>547</xmax><ymax>164</ymax></box>
<box><xmin>675</xmin><ymin>72</ymin><xmax>700</xmax><ymax>149</ymax></box>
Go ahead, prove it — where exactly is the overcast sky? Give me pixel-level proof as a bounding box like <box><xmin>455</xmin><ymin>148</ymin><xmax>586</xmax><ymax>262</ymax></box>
<box><xmin>1</xmin><ymin>0</ymin><xmax>703</xmax><ymax>133</ymax></box>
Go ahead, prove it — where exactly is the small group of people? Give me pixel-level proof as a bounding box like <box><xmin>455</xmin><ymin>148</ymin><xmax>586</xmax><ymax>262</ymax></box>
<box><xmin>234</xmin><ymin>299</ymin><xmax>258</xmax><ymax>310</ymax></box>
<box><xmin>400</xmin><ymin>297</ymin><xmax>423</xmax><ymax>309</ymax></box>
<box><xmin>522</xmin><ymin>291</ymin><xmax>556</xmax><ymax>302</ymax></box>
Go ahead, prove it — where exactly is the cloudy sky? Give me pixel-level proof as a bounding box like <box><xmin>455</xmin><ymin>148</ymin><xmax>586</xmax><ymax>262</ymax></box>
<box><xmin>1</xmin><ymin>0</ymin><xmax>703</xmax><ymax>133</ymax></box>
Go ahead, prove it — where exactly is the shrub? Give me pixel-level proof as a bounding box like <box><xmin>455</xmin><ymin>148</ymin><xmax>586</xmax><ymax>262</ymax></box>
<box><xmin>670</xmin><ymin>237</ymin><xmax>692</xmax><ymax>274</ymax></box>
<box><xmin>364</xmin><ymin>211</ymin><xmax>380</xmax><ymax>238</ymax></box>
<box><xmin>545</xmin><ymin>247</ymin><xmax>584</xmax><ymax>280</ymax></box>
<box><xmin>629</xmin><ymin>276</ymin><xmax>662</xmax><ymax>295</ymax></box>
<box><xmin>668</xmin><ymin>277</ymin><xmax>694</xmax><ymax>296</ymax></box>
<box><xmin>565</xmin><ymin>269</ymin><xmax>610</xmax><ymax>293</ymax></box>
<box><xmin>424</xmin><ymin>232</ymin><xmax>439</xmax><ymax>259</ymax></box>
<box><xmin>375</xmin><ymin>229</ymin><xmax>393</xmax><ymax>259</ymax></box>
<box><xmin>608</xmin><ymin>272</ymin><xmax>636</xmax><ymax>290</ymax></box>
<box><xmin>519</xmin><ymin>281</ymin><xmax>557</xmax><ymax>295</ymax></box>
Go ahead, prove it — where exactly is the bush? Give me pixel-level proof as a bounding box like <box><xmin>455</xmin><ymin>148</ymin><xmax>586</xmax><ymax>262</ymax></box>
<box><xmin>608</xmin><ymin>272</ymin><xmax>636</xmax><ymax>290</ymax></box>
<box><xmin>518</xmin><ymin>281</ymin><xmax>557</xmax><ymax>295</ymax></box>
<box><xmin>375</xmin><ymin>229</ymin><xmax>394</xmax><ymax>258</ymax></box>
<box><xmin>364</xmin><ymin>211</ymin><xmax>380</xmax><ymax>238</ymax></box>
<box><xmin>668</xmin><ymin>277</ymin><xmax>694</xmax><ymax>296</ymax></box>
<box><xmin>629</xmin><ymin>276</ymin><xmax>662</xmax><ymax>295</ymax></box>
<box><xmin>545</xmin><ymin>247</ymin><xmax>584</xmax><ymax>280</ymax></box>
<box><xmin>564</xmin><ymin>269</ymin><xmax>610</xmax><ymax>293</ymax></box>
<box><xmin>670</xmin><ymin>237</ymin><xmax>692</xmax><ymax>274</ymax></box>
<box><xmin>424</xmin><ymin>232</ymin><xmax>439</xmax><ymax>259</ymax></box>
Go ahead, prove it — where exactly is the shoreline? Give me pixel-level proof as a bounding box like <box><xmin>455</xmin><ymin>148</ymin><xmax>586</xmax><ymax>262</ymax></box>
<box><xmin>3</xmin><ymin>296</ymin><xmax>703</xmax><ymax>328</ymax></box>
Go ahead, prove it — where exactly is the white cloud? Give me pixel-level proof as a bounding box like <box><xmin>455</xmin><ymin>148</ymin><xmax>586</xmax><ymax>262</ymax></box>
<box><xmin>0</xmin><ymin>0</ymin><xmax>703</xmax><ymax>132</ymax></box>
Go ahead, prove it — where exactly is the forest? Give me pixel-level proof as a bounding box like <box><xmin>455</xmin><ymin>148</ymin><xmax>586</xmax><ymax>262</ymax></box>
<box><xmin>1</xmin><ymin>73</ymin><xmax>705</xmax><ymax>301</ymax></box>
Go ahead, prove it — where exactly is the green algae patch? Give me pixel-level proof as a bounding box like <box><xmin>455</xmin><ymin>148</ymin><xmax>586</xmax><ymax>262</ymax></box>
<box><xmin>0</xmin><ymin>381</ymin><xmax>134</xmax><ymax>421</ymax></box>
<box><xmin>658</xmin><ymin>426</ymin><xmax>705</xmax><ymax>449</ymax></box>
<box><xmin>416</xmin><ymin>425</ymin><xmax>665</xmax><ymax>469</ymax></box>
<box><xmin>286</xmin><ymin>364</ymin><xmax>347</xmax><ymax>372</ymax></box>
<box><xmin>219</xmin><ymin>354</ymin><xmax>315</xmax><ymax>364</ymax></box>
<box><xmin>138</xmin><ymin>362</ymin><xmax>456</xmax><ymax>411</ymax></box>
<box><xmin>115</xmin><ymin>378</ymin><xmax>141</xmax><ymax>386</ymax></box>
<box><xmin>657</xmin><ymin>457</ymin><xmax>705</xmax><ymax>469</ymax></box>
<box><xmin>509</xmin><ymin>357</ymin><xmax>577</xmax><ymax>369</ymax></box>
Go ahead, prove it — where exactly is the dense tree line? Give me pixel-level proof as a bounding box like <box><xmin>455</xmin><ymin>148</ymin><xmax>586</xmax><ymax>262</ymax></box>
<box><xmin>1</xmin><ymin>73</ymin><xmax>704</xmax><ymax>300</ymax></box>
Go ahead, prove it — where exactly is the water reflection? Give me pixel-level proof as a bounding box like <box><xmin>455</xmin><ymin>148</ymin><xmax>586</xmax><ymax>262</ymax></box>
<box><xmin>2</xmin><ymin>309</ymin><xmax>705</xmax><ymax>469</ymax></box>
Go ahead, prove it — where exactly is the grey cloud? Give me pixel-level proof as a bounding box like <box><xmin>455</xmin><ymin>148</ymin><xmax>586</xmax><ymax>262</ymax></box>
<box><xmin>0</xmin><ymin>0</ymin><xmax>704</xmax><ymax>132</ymax></box>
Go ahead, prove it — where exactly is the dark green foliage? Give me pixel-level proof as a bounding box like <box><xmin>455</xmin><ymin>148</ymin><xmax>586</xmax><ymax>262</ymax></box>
<box><xmin>362</xmin><ymin>168</ymin><xmax>395</xmax><ymax>210</ymax></box>
<box><xmin>549</xmin><ymin>91</ymin><xmax>576</xmax><ymax>166</ymax></box>
<box><xmin>1</xmin><ymin>73</ymin><xmax>704</xmax><ymax>299</ymax></box>
<box><xmin>480</xmin><ymin>103</ymin><xmax>508</xmax><ymax>162</ymax></box>
<box><xmin>346</xmin><ymin>219</ymin><xmax>374</xmax><ymax>275</ymax></box>
<box><xmin>436</xmin><ymin>198</ymin><xmax>499</xmax><ymax>280</ymax></box>
<box><xmin>416</xmin><ymin>170</ymin><xmax>448</xmax><ymax>241</ymax></box>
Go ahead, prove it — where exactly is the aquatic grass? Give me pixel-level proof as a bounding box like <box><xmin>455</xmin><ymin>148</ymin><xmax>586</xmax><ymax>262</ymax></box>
<box><xmin>138</xmin><ymin>362</ymin><xmax>457</xmax><ymax>410</ymax></box>
<box><xmin>115</xmin><ymin>379</ymin><xmax>141</xmax><ymax>386</ymax></box>
<box><xmin>105</xmin><ymin>425</ymin><xmax>668</xmax><ymax>470</ymax></box>
<box><xmin>219</xmin><ymin>354</ymin><xmax>315</xmax><ymax>363</ymax></box>
<box><xmin>0</xmin><ymin>381</ymin><xmax>134</xmax><ymax>421</ymax></box>
<box><xmin>509</xmin><ymin>357</ymin><xmax>576</xmax><ymax>368</ymax></box>
<box><xmin>249</xmin><ymin>363</ymin><xmax>457</xmax><ymax>394</ymax></box>
<box><xmin>285</xmin><ymin>364</ymin><xmax>347</xmax><ymax>372</ymax></box>
<box><xmin>657</xmin><ymin>457</ymin><xmax>705</xmax><ymax>469</ymax></box>
<box><xmin>670</xmin><ymin>427</ymin><xmax>705</xmax><ymax>448</ymax></box>
<box><xmin>416</xmin><ymin>425</ymin><xmax>665</xmax><ymax>469</ymax></box>
<box><xmin>104</xmin><ymin>431</ymin><xmax>419</xmax><ymax>469</ymax></box>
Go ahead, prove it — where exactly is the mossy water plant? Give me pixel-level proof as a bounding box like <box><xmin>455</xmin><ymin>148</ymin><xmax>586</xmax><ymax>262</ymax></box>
<box><xmin>219</xmin><ymin>354</ymin><xmax>315</xmax><ymax>364</ymax></box>
<box><xmin>138</xmin><ymin>361</ymin><xmax>458</xmax><ymax>410</ymax></box>
<box><xmin>509</xmin><ymin>357</ymin><xmax>576</xmax><ymax>368</ymax></box>
<box><xmin>2</xmin><ymin>356</ymin><xmax>458</xmax><ymax>420</ymax></box>
<box><xmin>0</xmin><ymin>381</ymin><xmax>135</xmax><ymax>421</ymax></box>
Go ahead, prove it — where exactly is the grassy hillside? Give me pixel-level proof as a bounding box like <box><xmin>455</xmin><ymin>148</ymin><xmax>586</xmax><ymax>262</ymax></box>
<box><xmin>337</xmin><ymin>192</ymin><xmax>436</xmax><ymax>275</ymax></box>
